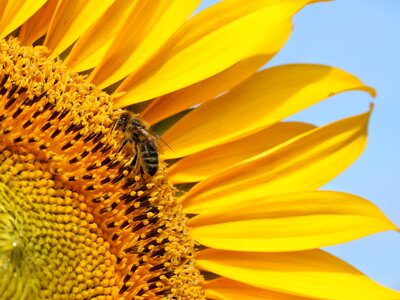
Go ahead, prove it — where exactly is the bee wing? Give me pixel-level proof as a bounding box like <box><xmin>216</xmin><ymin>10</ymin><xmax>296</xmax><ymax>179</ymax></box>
<box><xmin>128</xmin><ymin>112</ymin><xmax>174</xmax><ymax>154</ymax></box>
<box><xmin>146</xmin><ymin>130</ymin><xmax>173</xmax><ymax>154</ymax></box>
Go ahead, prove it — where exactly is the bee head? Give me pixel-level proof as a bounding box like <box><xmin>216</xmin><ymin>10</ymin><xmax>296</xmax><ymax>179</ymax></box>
<box><xmin>117</xmin><ymin>113</ymin><xmax>130</xmax><ymax>131</ymax></box>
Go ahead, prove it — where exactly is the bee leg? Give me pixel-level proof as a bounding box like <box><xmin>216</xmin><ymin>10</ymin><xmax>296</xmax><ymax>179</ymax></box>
<box><xmin>127</xmin><ymin>153</ymin><xmax>142</xmax><ymax>175</ymax></box>
<box><xmin>118</xmin><ymin>151</ymin><xmax>137</xmax><ymax>175</ymax></box>
<box><xmin>130</xmin><ymin>153</ymin><xmax>146</xmax><ymax>176</ymax></box>
<box><xmin>116</xmin><ymin>138</ymin><xmax>129</xmax><ymax>153</ymax></box>
<box><xmin>130</xmin><ymin>153</ymin><xmax>138</xmax><ymax>168</ymax></box>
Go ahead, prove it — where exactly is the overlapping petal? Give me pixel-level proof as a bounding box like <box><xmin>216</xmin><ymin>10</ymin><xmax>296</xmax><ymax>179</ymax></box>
<box><xmin>44</xmin><ymin>0</ymin><xmax>115</xmax><ymax>57</ymax></box>
<box><xmin>88</xmin><ymin>0</ymin><xmax>201</xmax><ymax>89</ymax></box>
<box><xmin>114</xmin><ymin>0</ymin><xmax>314</xmax><ymax>105</ymax></box>
<box><xmin>162</xmin><ymin>64</ymin><xmax>375</xmax><ymax>159</ymax></box>
<box><xmin>197</xmin><ymin>249</ymin><xmax>400</xmax><ymax>300</ymax></box>
<box><xmin>204</xmin><ymin>278</ymin><xmax>311</xmax><ymax>300</ymax></box>
<box><xmin>168</xmin><ymin>122</ymin><xmax>315</xmax><ymax>184</ymax></box>
<box><xmin>17</xmin><ymin>0</ymin><xmax>58</xmax><ymax>45</ymax></box>
<box><xmin>0</xmin><ymin>0</ymin><xmax>46</xmax><ymax>38</ymax></box>
<box><xmin>188</xmin><ymin>191</ymin><xmax>396</xmax><ymax>252</ymax></box>
<box><xmin>140</xmin><ymin>20</ymin><xmax>293</xmax><ymax>124</ymax></box>
<box><xmin>182</xmin><ymin>109</ymin><xmax>371</xmax><ymax>213</ymax></box>
<box><xmin>63</xmin><ymin>0</ymin><xmax>139</xmax><ymax>71</ymax></box>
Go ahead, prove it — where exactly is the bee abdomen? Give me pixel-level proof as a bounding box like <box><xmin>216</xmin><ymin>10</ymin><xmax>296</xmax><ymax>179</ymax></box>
<box><xmin>142</xmin><ymin>160</ymin><xmax>158</xmax><ymax>176</ymax></box>
<box><xmin>140</xmin><ymin>144</ymin><xmax>159</xmax><ymax>176</ymax></box>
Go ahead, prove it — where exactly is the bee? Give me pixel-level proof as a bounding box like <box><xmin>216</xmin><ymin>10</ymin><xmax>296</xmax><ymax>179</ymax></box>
<box><xmin>115</xmin><ymin>111</ymin><xmax>164</xmax><ymax>176</ymax></box>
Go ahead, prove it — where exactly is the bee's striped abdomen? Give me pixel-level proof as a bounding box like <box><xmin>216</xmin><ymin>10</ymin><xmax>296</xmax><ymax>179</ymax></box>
<box><xmin>138</xmin><ymin>139</ymin><xmax>159</xmax><ymax>176</ymax></box>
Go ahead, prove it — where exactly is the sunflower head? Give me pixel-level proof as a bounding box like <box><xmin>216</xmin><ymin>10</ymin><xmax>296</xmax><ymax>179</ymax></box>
<box><xmin>0</xmin><ymin>38</ymin><xmax>203</xmax><ymax>299</ymax></box>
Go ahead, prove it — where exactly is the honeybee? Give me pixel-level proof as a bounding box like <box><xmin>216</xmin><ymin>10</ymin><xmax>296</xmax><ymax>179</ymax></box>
<box><xmin>115</xmin><ymin>111</ymin><xmax>164</xmax><ymax>176</ymax></box>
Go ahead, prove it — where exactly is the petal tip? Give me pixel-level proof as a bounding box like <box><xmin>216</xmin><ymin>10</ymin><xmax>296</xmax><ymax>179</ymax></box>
<box><xmin>365</xmin><ymin>85</ymin><xmax>377</xmax><ymax>98</ymax></box>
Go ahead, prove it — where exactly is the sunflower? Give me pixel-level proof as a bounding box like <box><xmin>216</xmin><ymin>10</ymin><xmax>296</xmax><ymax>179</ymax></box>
<box><xmin>0</xmin><ymin>0</ymin><xmax>398</xmax><ymax>299</ymax></box>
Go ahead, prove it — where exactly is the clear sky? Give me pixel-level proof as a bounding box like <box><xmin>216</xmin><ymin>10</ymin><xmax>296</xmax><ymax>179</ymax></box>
<box><xmin>199</xmin><ymin>0</ymin><xmax>400</xmax><ymax>290</ymax></box>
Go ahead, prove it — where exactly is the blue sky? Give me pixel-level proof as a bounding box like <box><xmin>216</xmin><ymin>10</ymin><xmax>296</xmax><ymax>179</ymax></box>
<box><xmin>199</xmin><ymin>0</ymin><xmax>400</xmax><ymax>290</ymax></box>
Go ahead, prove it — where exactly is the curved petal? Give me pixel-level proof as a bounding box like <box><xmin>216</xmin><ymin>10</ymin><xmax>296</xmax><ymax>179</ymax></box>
<box><xmin>162</xmin><ymin>64</ymin><xmax>375</xmax><ymax>159</ymax></box>
<box><xmin>197</xmin><ymin>249</ymin><xmax>400</xmax><ymax>300</ymax></box>
<box><xmin>188</xmin><ymin>191</ymin><xmax>396</xmax><ymax>252</ymax></box>
<box><xmin>18</xmin><ymin>0</ymin><xmax>58</xmax><ymax>45</ymax></box>
<box><xmin>64</xmin><ymin>0</ymin><xmax>138</xmax><ymax>71</ymax></box>
<box><xmin>114</xmin><ymin>0</ymin><xmax>313</xmax><ymax>105</ymax></box>
<box><xmin>89</xmin><ymin>0</ymin><xmax>201</xmax><ymax>89</ymax></box>
<box><xmin>0</xmin><ymin>0</ymin><xmax>47</xmax><ymax>38</ymax></box>
<box><xmin>182</xmin><ymin>110</ymin><xmax>371</xmax><ymax>213</ymax></box>
<box><xmin>139</xmin><ymin>20</ymin><xmax>293</xmax><ymax>123</ymax></box>
<box><xmin>44</xmin><ymin>0</ymin><xmax>115</xmax><ymax>57</ymax></box>
<box><xmin>168</xmin><ymin>122</ymin><xmax>315</xmax><ymax>184</ymax></box>
<box><xmin>204</xmin><ymin>278</ymin><xmax>312</xmax><ymax>300</ymax></box>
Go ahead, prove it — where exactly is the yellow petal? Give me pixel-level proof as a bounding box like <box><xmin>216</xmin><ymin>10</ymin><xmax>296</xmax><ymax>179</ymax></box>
<box><xmin>44</xmin><ymin>0</ymin><xmax>115</xmax><ymax>57</ymax></box>
<box><xmin>89</xmin><ymin>0</ymin><xmax>201</xmax><ymax>89</ymax></box>
<box><xmin>197</xmin><ymin>249</ymin><xmax>400</xmax><ymax>300</ymax></box>
<box><xmin>64</xmin><ymin>0</ymin><xmax>139</xmax><ymax>71</ymax></box>
<box><xmin>162</xmin><ymin>64</ymin><xmax>375</xmax><ymax>159</ymax></box>
<box><xmin>188</xmin><ymin>191</ymin><xmax>396</xmax><ymax>252</ymax></box>
<box><xmin>182</xmin><ymin>110</ymin><xmax>371</xmax><ymax>213</ymax></box>
<box><xmin>139</xmin><ymin>20</ymin><xmax>293</xmax><ymax>123</ymax></box>
<box><xmin>0</xmin><ymin>0</ymin><xmax>47</xmax><ymax>38</ymax></box>
<box><xmin>168</xmin><ymin>122</ymin><xmax>315</xmax><ymax>184</ymax></box>
<box><xmin>114</xmin><ymin>0</ymin><xmax>313</xmax><ymax>105</ymax></box>
<box><xmin>18</xmin><ymin>0</ymin><xmax>58</xmax><ymax>45</ymax></box>
<box><xmin>204</xmin><ymin>278</ymin><xmax>312</xmax><ymax>300</ymax></box>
